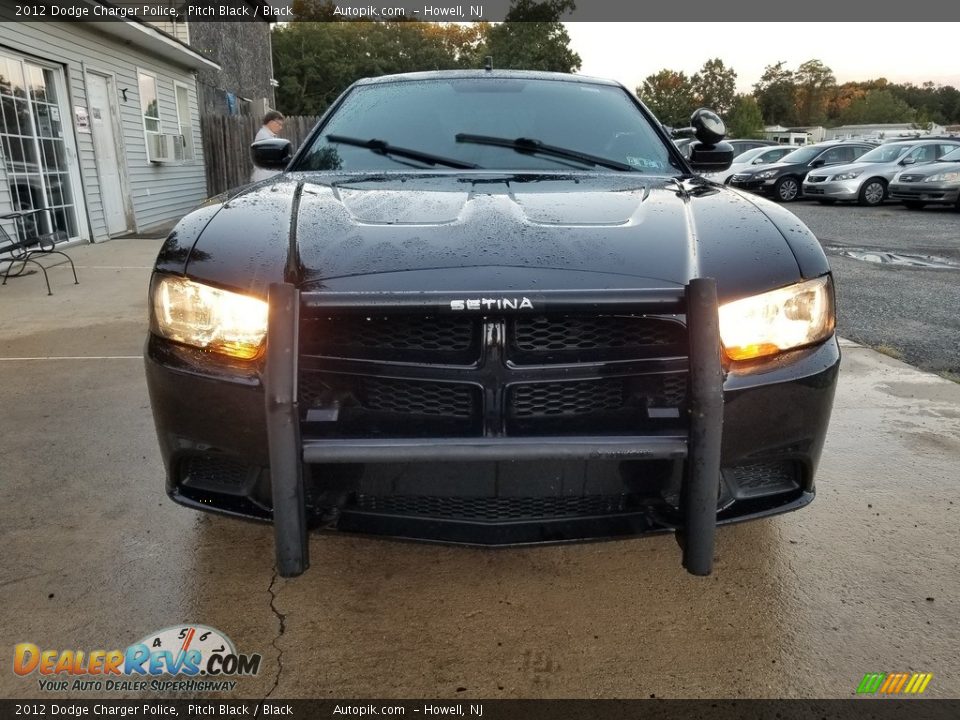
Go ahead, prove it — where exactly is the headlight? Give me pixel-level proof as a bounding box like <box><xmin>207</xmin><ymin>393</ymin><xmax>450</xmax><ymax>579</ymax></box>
<box><xmin>924</xmin><ymin>171</ymin><xmax>960</xmax><ymax>183</ymax></box>
<box><xmin>754</xmin><ymin>169</ymin><xmax>778</xmax><ymax>180</ymax></box>
<box><xmin>151</xmin><ymin>276</ymin><xmax>268</xmax><ymax>359</ymax></box>
<box><xmin>832</xmin><ymin>171</ymin><xmax>861</xmax><ymax>181</ymax></box>
<box><xmin>718</xmin><ymin>276</ymin><xmax>835</xmax><ymax>361</ymax></box>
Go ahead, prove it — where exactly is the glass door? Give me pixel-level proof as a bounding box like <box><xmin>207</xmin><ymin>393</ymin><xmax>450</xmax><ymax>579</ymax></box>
<box><xmin>0</xmin><ymin>53</ymin><xmax>81</xmax><ymax>241</ymax></box>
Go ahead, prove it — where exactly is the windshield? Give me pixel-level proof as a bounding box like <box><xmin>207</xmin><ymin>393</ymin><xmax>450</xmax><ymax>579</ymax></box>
<box><xmin>939</xmin><ymin>147</ymin><xmax>960</xmax><ymax>162</ymax></box>
<box><xmin>857</xmin><ymin>144</ymin><xmax>912</xmax><ymax>163</ymax></box>
<box><xmin>731</xmin><ymin>147</ymin><xmax>765</xmax><ymax>164</ymax></box>
<box><xmin>293</xmin><ymin>77</ymin><xmax>676</xmax><ymax>174</ymax></box>
<box><xmin>778</xmin><ymin>146</ymin><xmax>821</xmax><ymax>164</ymax></box>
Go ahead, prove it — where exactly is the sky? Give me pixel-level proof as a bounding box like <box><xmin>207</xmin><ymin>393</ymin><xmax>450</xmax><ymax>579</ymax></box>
<box><xmin>564</xmin><ymin>23</ymin><xmax>960</xmax><ymax>94</ymax></box>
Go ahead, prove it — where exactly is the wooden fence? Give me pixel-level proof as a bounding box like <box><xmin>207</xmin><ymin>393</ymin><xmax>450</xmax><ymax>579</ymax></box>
<box><xmin>200</xmin><ymin>115</ymin><xmax>321</xmax><ymax>197</ymax></box>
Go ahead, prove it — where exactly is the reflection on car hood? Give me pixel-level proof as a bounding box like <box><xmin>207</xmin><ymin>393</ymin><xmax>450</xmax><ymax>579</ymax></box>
<box><xmin>172</xmin><ymin>172</ymin><xmax>815</xmax><ymax>303</ymax></box>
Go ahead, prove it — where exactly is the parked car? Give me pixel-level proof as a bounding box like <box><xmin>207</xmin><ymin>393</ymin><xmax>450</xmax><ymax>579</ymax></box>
<box><xmin>145</xmin><ymin>70</ymin><xmax>839</xmax><ymax>578</ymax></box>
<box><xmin>702</xmin><ymin>145</ymin><xmax>794</xmax><ymax>183</ymax></box>
<box><xmin>728</xmin><ymin>140</ymin><xmax>876</xmax><ymax>202</ymax></box>
<box><xmin>888</xmin><ymin>145</ymin><xmax>960</xmax><ymax>209</ymax></box>
<box><xmin>802</xmin><ymin>139</ymin><xmax>960</xmax><ymax>206</ymax></box>
<box><xmin>725</xmin><ymin>138</ymin><xmax>779</xmax><ymax>156</ymax></box>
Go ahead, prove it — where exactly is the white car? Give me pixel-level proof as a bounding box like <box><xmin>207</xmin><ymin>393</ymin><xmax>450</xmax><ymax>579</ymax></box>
<box><xmin>702</xmin><ymin>145</ymin><xmax>793</xmax><ymax>183</ymax></box>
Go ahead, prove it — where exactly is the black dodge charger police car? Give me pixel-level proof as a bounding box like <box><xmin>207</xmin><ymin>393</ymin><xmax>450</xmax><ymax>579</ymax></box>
<box><xmin>145</xmin><ymin>71</ymin><xmax>839</xmax><ymax>577</ymax></box>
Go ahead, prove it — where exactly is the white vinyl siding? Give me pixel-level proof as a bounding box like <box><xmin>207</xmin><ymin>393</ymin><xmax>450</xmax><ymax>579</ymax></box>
<box><xmin>0</xmin><ymin>16</ymin><xmax>207</xmax><ymax>239</ymax></box>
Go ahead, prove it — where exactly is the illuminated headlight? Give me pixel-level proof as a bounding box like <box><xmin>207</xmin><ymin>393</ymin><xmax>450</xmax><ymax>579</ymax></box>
<box><xmin>151</xmin><ymin>276</ymin><xmax>268</xmax><ymax>359</ymax></box>
<box><xmin>924</xmin><ymin>171</ymin><xmax>960</xmax><ymax>183</ymax></box>
<box><xmin>719</xmin><ymin>276</ymin><xmax>835</xmax><ymax>361</ymax></box>
<box><xmin>754</xmin><ymin>169</ymin><xmax>778</xmax><ymax>180</ymax></box>
<box><xmin>832</xmin><ymin>171</ymin><xmax>861</xmax><ymax>181</ymax></box>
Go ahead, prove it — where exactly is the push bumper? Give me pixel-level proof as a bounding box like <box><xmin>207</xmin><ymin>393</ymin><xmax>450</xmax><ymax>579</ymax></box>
<box><xmin>265</xmin><ymin>280</ymin><xmax>725</xmax><ymax>578</ymax></box>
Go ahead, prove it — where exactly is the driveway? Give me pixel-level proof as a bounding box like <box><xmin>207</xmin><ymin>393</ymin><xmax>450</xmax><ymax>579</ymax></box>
<box><xmin>1</xmin><ymin>238</ymin><xmax>958</xmax><ymax>699</ymax></box>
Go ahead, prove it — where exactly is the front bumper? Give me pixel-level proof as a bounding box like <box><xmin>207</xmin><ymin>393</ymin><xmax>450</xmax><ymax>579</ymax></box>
<box><xmin>728</xmin><ymin>176</ymin><xmax>779</xmax><ymax>197</ymax></box>
<box><xmin>802</xmin><ymin>178</ymin><xmax>860</xmax><ymax>200</ymax></box>
<box><xmin>146</xmin><ymin>282</ymin><xmax>839</xmax><ymax>577</ymax></box>
<box><xmin>889</xmin><ymin>182</ymin><xmax>960</xmax><ymax>205</ymax></box>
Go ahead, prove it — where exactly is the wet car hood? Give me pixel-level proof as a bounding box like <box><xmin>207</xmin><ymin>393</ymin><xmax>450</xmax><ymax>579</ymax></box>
<box><xmin>162</xmin><ymin>172</ymin><xmax>826</xmax><ymax>304</ymax></box>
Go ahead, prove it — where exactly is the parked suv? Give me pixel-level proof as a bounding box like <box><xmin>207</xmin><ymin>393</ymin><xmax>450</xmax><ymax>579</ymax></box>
<box><xmin>728</xmin><ymin>140</ymin><xmax>876</xmax><ymax>202</ymax></box>
<box><xmin>803</xmin><ymin>140</ymin><xmax>960</xmax><ymax>206</ymax></box>
<box><xmin>889</xmin><ymin>145</ymin><xmax>960</xmax><ymax>209</ymax></box>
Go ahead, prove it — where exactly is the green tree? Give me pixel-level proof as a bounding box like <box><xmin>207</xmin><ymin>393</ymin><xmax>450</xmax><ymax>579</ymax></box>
<box><xmin>793</xmin><ymin>59</ymin><xmax>835</xmax><ymax>125</ymax></box>
<box><xmin>637</xmin><ymin>69</ymin><xmax>696</xmax><ymax>127</ymax></box>
<box><xmin>753</xmin><ymin>61</ymin><xmax>795</xmax><ymax>126</ymax></box>
<box><xmin>272</xmin><ymin>21</ymin><xmax>488</xmax><ymax>115</ymax></box>
<box><xmin>839</xmin><ymin>89</ymin><xmax>916</xmax><ymax>125</ymax></box>
<box><xmin>484</xmin><ymin>0</ymin><xmax>581</xmax><ymax>72</ymax></box>
<box><xmin>726</xmin><ymin>94</ymin><xmax>766</xmax><ymax>138</ymax></box>
<box><xmin>691</xmin><ymin>58</ymin><xmax>737</xmax><ymax>116</ymax></box>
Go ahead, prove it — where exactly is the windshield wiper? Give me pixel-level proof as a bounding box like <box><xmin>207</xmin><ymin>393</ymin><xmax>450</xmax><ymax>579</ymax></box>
<box><xmin>455</xmin><ymin>133</ymin><xmax>634</xmax><ymax>172</ymax></box>
<box><xmin>326</xmin><ymin>135</ymin><xmax>481</xmax><ymax>170</ymax></box>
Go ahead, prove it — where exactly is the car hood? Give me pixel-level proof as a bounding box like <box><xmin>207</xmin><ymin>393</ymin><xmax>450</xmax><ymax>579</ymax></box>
<box><xmin>167</xmin><ymin>172</ymin><xmax>823</xmax><ymax>304</ymax></box>
<box><xmin>733</xmin><ymin>160</ymin><xmax>804</xmax><ymax>178</ymax></box>
<box><xmin>892</xmin><ymin>160</ymin><xmax>960</xmax><ymax>182</ymax></box>
<box><xmin>806</xmin><ymin>160</ymin><xmax>875</xmax><ymax>177</ymax></box>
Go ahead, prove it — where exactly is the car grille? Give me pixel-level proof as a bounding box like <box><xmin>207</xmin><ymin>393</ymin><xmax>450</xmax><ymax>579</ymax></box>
<box><xmin>806</xmin><ymin>175</ymin><xmax>827</xmax><ymax>183</ymax></box>
<box><xmin>730</xmin><ymin>174</ymin><xmax>751</xmax><ymax>182</ymax></box>
<box><xmin>351</xmin><ymin>493</ymin><xmax>642</xmax><ymax>521</ymax></box>
<box><xmin>898</xmin><ymin>174</ymin><xmax>925</xmax><ymax>182</ymax></box>
<box><xmin>299</xmin><ymin>313</ymin><xmax>688</xmax><ymax>437</ymax></box>
<box><xmin>301</xmin><ymin>315</ymin><xmax>480</xmax><ymax>363</ymax></box>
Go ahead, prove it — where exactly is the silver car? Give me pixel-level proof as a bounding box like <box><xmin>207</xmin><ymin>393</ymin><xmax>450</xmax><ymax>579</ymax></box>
<box><xmin>702</xmin><ymin>145</ymin><xmax>793</xmax><ymax>183</ymax></box>
<box><xmin>802</xmin><ymin>139</ymin><xmax>960</xmax><ymax>206</ymax></box>
<box><xmin>889</xmin><ymin>145</ymin><xmax>960</xmax><ymax>209</ymax></box>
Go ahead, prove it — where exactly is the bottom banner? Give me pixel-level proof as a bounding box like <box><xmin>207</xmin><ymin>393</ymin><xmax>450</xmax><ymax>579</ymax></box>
<box><xmin>2</xmin><ymin>699</ymin><xmax>960</xmax><ymax>720</ymax></box>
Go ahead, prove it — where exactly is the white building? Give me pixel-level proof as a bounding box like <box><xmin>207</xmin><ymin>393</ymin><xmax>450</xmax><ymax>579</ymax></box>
<box><xmin>0</xmin><ymin>13</ymin><xmax>219</xmax><ymax>246</ymax></box>
<box><xmin>762</xmin><ymin>126</ymin><xmax>826</xmax><ymax>145</ymax></box>
<box><xmin>824</xmin><ymin>123</ymin><xmax>948</xmax><ymax>141</ymax></box>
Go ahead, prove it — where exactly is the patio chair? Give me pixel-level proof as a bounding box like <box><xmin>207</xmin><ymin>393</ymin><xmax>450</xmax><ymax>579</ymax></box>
<box><xmin>0</xmin><ymin>211</ymin><xmax>79</xmax><ymax>295</ymax></box>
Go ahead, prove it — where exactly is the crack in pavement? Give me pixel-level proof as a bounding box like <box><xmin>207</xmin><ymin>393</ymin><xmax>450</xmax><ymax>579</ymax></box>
<box><xmin>265</xmin><ymin>569</ymin><xmax>286</xmax><ymax>699</ymax></box>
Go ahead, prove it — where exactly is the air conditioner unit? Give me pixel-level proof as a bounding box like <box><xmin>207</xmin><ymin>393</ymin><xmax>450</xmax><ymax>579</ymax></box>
<box><xmin>147</xmin><ymin>133</ymin><xmax>184</xmax><ymax>163</ymax></box>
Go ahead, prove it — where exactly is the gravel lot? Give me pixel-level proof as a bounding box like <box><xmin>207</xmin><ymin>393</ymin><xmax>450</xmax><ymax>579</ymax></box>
<box><xmin>786</xmin><ymin>200</ymin><xmax>960</xmax><ymax>378</ymax></box>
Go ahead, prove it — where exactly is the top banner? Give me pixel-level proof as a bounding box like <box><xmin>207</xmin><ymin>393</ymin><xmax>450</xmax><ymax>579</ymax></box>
<box><xmin>7</xmin><ymin>0</ymin><xmax>960</xmax><ymax>22</ymax></box>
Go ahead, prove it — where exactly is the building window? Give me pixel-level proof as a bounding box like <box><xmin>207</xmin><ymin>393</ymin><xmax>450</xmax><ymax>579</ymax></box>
<box><xmin>173</xmin><ymin>82</ymin><xmax>194</xmax><ymax>162</ymax></box>
<box><xmin>138</xmin><ymin>71</ymin><xmax>160</xmax><ymax>137</ymax></box>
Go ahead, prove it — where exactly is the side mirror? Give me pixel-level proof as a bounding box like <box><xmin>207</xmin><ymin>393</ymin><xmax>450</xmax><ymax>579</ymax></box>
<box><xmin>900</xmin><ymin>156</ymin><xmax>916</xmax><ymax>165</ymax></box>
<box><xmin>752</xmin><ymin>157</ymin><xmax>766</xmax><ymax>165</ymax></box>
<box><xmin>251</xmin><ymin>138</ymin><xmax>293</xmax><ymax>171</ymax></box>
<box><xmin>689</xmin><ymin>141</ymin><xmax>735</xmax><ymax>172</ymax></box>
<box><xmin>810</xmin><ymin>158</ymin><xmax>825</xmax><ymax>168</ymax></box>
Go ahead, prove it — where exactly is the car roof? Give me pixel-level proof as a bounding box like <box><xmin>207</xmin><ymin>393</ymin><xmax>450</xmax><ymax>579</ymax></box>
<box><xmin>351</xmin><ymin>69</ymin><xmax>624</xmax><ymax>88</ymax></box>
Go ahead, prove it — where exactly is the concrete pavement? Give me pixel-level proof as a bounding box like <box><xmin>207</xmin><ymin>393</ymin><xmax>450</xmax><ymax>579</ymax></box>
<box><xmin>0</xmin><ymin>238</ymin><xmax>958</xmax><ymax>699</ymax></box>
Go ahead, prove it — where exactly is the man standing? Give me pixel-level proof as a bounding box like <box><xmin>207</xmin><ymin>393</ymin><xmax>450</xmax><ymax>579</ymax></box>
<box><xmin>251</xmin><ymin>110</ymin><xmax>285</xmax><ymax>182</ymax></box>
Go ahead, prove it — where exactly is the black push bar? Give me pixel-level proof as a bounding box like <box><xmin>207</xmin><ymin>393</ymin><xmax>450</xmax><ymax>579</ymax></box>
<box><xmin>264</xmin><ymin>280</ymin><xmax>724</xmax><ymax>578</ymax></box>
